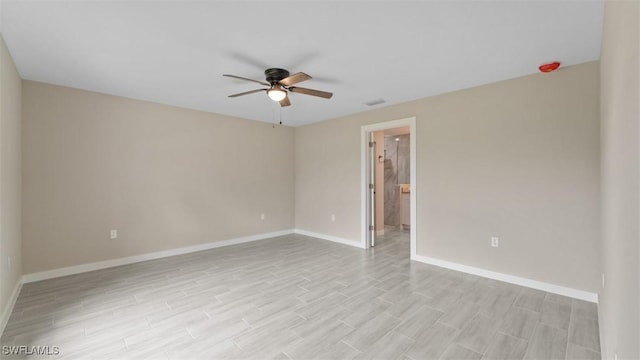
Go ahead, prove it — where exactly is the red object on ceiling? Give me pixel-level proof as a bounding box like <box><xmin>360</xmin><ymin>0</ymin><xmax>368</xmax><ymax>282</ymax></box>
<box><xmin>539</xmin><ymin>62</ymin><xmax>561</xmax><ymax>73</ymax></box>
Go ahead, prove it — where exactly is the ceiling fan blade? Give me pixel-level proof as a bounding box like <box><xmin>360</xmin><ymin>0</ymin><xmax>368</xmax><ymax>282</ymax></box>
<box><xmin>223</xmin><ymin>74</ymin><xmax>270</xmax><ymax>86</ymax></box>
<box><xmin>289</xmin><ymin>86</ymin><xmax>333</xmax><ymax>99</ymax></box>
<box><xmin>280</xmin><ymin>96</ymin><xmax>291</xmax><ymax>107</ymax></box>
<box><xmin>228</xmin><ymin>89</ymin><xmax>266</xmax><ymax>98</ymax></box>
<box><xmin>279</xmin><ymin>72</ymin><xmax>311</xmax><ymax>86</ymax></box>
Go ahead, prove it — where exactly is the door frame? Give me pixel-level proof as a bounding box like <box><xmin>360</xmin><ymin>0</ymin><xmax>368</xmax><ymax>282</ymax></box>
<box><xmin>360</xmin><ymin>117</ymin><xmax>417</xmax><ymax>258</ymax></box>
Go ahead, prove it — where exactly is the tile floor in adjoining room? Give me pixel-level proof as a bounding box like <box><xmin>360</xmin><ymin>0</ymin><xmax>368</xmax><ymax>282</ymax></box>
<box><xmin>1</xmin><ymin>229</ymin><xmax>600</xmax><ymax>359</ymax></box>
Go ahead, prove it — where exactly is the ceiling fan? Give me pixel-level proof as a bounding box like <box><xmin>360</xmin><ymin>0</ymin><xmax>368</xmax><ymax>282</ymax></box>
<box><xmin>223</xmin><ymin>68</ymin><xmax>333</xmax><ymax>107</ymax></box>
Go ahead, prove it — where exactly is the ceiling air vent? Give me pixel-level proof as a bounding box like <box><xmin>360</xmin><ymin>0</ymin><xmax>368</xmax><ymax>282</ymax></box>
<box><xmin>363</xmin><ymin>98</ymin><xmax>386</xmax><ymax>106</ymax></box>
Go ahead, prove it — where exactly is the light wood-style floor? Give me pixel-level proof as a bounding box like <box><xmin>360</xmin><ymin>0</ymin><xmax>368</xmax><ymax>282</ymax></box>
<box><xmin>1</xmin><ymin>230</ymin><xmax>600</xmax><ymax>359</ymax></box>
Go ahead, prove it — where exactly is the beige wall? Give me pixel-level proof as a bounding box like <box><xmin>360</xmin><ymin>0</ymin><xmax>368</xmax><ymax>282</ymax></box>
<box><xmin>22</xmin><ymin>81</ymin><xmax>295</xmax><ymax>273</ymax></box>
<box><xmin>599</xmin><ymin>0</ymin><xmax>640</xmax><ymax>358</ymax></box>
<box><xmin>0</xmin><ymin>35</ymin><xmax>22</xmax><ymax>321</ymax></box>
<box><xmin>295</xmin><ymin>61</ymin><xmax>600</xmax><ymax>293</ymax></box>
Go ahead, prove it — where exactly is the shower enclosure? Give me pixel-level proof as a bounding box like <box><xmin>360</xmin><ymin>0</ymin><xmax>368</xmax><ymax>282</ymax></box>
<box><xmin>383</xmin><ymin>134</ymin><xmax>410</xmax><ymax>229</ymax></box>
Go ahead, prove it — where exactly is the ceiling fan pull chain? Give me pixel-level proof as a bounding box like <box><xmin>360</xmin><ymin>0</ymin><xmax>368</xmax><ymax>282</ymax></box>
<box><xmin>272</xmin><ymin>103</ymin><xmax>276</xmax><ymax>128</ymax></box>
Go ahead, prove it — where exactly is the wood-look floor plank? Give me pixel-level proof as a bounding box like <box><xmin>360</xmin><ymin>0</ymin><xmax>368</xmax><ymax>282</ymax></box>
<box><xmin>499</xmin><ymin>307</ymin><xmax>540</xmax><ymax>341</ymax></box>
<box><xmin>483</xmin><ymin>332</ymin><xmax>528</xmax><ymax>360</ymax></box>
<box><xmin>0</xmin><ymin>230</ymin><xmax>599</xmax><ymax>359</ymax></box>
<box><xmin>524</xmin><ymin>324</ymin><xmax>568</xmax><ymax>360</ymax></box>
<box><xmin>569</xmin><ymin>316</ymin><xmax>600</xmax><ymax>353</ymax></box>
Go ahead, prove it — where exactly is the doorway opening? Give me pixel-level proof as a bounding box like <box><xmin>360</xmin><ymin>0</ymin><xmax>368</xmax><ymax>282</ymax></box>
<box><xmin>360</xmin><ymin>117</ymin><xmax>416</xmax><ymax>258</ymax></box>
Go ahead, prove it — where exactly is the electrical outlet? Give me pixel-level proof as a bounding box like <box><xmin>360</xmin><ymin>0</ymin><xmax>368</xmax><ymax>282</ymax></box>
<box><xmin>331</xmin><ymin>214</ymin><xmax>336</xmax><ymax>222</ymax></box>
<box><xmin>110</xmin><ymin>229</ymin><xmax>118</xmax><ymax>239</ymax></box>
<box><xmin>491</xmin><ymin>237</ymin><xmax>499</xmax><ymax>248</ymax></box>
<box><xmin>260</xmin><ymin>213</ymin><xmax>265</xmax><ymax>220</ymax></box>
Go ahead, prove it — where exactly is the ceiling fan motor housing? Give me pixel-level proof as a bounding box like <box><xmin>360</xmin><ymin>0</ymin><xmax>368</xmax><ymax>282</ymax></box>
<box><xmin>265</xmin><ymin>68</ymin><xmax>290</xmax><ymax>84</ymax></box>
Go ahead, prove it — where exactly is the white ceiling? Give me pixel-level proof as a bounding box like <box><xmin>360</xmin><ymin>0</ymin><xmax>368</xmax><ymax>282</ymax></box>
<box><xmin>0</xmin><ymin>1</ymin><xmax>604</xmax><ymax>127</ymax></box>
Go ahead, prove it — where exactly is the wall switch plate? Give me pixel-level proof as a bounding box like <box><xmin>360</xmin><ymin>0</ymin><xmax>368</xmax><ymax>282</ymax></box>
<box><xmin>110</xmin><ymin>229</ymin><xmax>118</xmax><ymax>239</ymax></box>
<box><xmin>491</xmin><ymin>237</ymin><xmax>499</xmax><ymax>248</ymax></box>
<box><xmin>7</xmin><ymin>256</ymin><xmax>11</xmax><ymax>269</ymax></box>
<box><xmin>331</xmin><ymin>214</ymin><xmax>336</xmax><ymax>222</ymax></box>
<box><xmin>260</xmin><ymin>213</ymin><xmax>265</xmax><ymax>220</ymax></box>
<box><xmin>602</xmin><ymin>273</ymin><xmax>605</xmax><ymax>289</ymax></box>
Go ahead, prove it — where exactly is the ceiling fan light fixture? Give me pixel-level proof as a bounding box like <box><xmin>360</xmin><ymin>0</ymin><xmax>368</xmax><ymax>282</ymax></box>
<box><xmin>267</xmin><ymin>87</ymin><xmax>287</xmax><ymax>101</ymax></box>
<box><xmin>224</xmin><ymin>69</ymin><xmax>333</xmax><ymax>107</ymax></box>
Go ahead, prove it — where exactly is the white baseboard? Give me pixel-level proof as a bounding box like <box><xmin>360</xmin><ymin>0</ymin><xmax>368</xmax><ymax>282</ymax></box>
<box><xmin>294</xmin><ymin>229</ymin><xmax>364</xmax><ymax>249</ymax></box>
<box><xmin>1</xmin><ymin>276</ymin><xmax>23</xmax><ymax>336</ymax></box>
<box><xmin>23</xmin><ymin>229</ymin><xmax>295</xmax><ymax>283</ymax></box>
<box><xmin>412</xmin><ymin>254</ymin><xmax>598</xmax><ymax>303</ymax></box>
